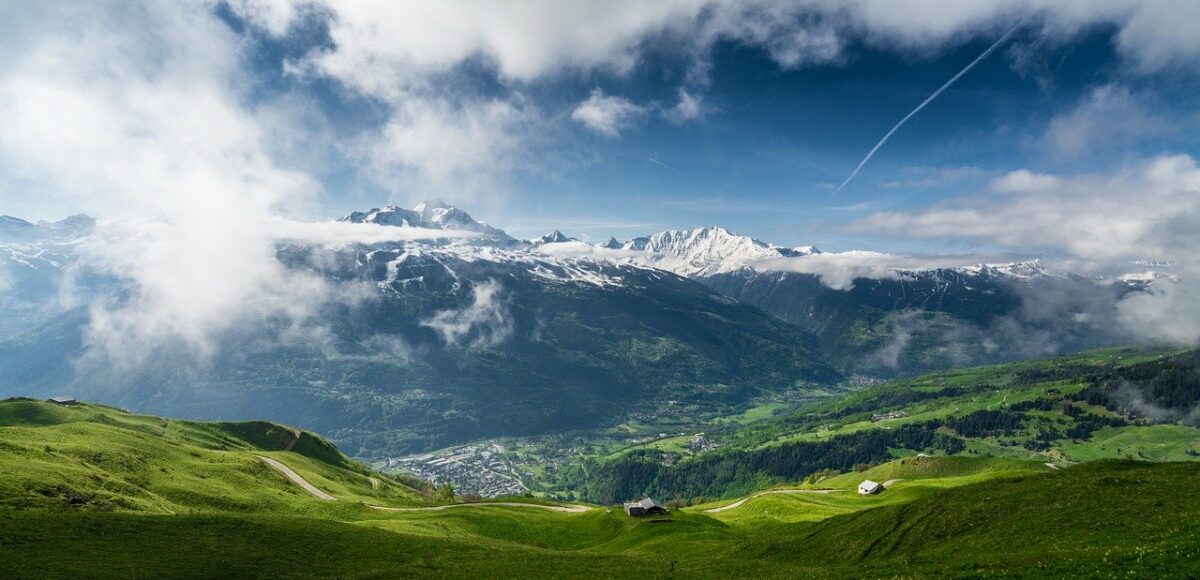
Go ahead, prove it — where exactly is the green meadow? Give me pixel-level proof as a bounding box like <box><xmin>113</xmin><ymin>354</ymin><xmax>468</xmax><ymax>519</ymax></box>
<box><xmin>3</xmin><ymin>397</ymin><xmax>1200</xmax><ymax>578</ymax></box>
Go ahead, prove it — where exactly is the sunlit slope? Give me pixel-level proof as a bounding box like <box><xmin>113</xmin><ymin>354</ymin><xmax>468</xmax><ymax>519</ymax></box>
<box><xmin>0</xmin><ymin>398</ymin><xmax>422</xmax><ymax>514</ymax></box>
<box><xmin>4</xmin><ymin>400</ymin><xmax>1199</xmax><ymax>578</ymax></box>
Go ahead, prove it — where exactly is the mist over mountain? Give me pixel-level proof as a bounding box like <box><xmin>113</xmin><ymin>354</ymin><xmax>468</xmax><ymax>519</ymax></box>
<box><xmin>0</xmin><ymin>200</ymin><xmax>1168</xmax><ymax>454</ymax></box>
<box><xmin>0</xmin><ymin>202</ymin><xmax>845</xmax><ymax>455</ymax></box>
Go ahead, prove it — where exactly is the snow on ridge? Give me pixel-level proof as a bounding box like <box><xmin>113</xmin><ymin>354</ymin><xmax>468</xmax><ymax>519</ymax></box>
<box><xmin>340</xmin><ymin>201</ymin><xmax>514</xmax><ymax>243</ymax></box>
<box><xmin>615</xmin><ymin>226</ymin><xmax>818</xmax><ymax>277</ymax></box>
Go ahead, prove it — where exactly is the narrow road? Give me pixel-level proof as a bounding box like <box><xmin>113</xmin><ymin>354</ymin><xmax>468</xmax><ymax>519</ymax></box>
<box><xmin>703</xmin><ymin>488</ymin><xmax>837</xmax><ymax>514</ymax></box>
<box><xmin>369</xmin><ymin>502</ymin><xmax>590</xmax><ymax>513</ymax></box>
<box><xmin>258</xmin><ymin>455</ymin><xmax>338</xmax><ymax>501</ymax></box>
<box><xmin>882</xmin><ymin>479</ymin><xmax>902</xmax><ymax>487</ymax></box>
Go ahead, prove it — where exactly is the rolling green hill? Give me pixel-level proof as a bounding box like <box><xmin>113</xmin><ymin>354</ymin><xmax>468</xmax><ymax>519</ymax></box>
<box><xmin>561</xmin><ymin>346</ymin><xmax>1200</xmax><ymax>502</ymax></box>
<box><xmin>0</xmin><ymin>398</ymin><xmax>424</xmax><ymax>514</ymax></box>
<box><xmin>3</xmin><ymin>397</ymin><xmax>1200</xmax><ymax>578</ymax></box>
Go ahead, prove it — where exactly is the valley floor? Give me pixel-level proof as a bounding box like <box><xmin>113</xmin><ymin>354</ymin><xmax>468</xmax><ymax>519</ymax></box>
<box><xmin>5</xmin><ymin>344</ymin><xmax>1200</xmax><ymax>579</ymax></box>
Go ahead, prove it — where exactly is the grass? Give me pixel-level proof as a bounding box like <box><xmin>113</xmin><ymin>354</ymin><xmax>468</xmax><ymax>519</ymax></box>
<box><xmin>4</xmin><ymin>398</ymin><xmax>1200</xmax><ymax>578</ymax></box>
<box><xmin>0</xmin><ymin>399</ymin><xmax>424</xmax><ymax>516</ymax></box>
<box><xmin>4</xmin><ymin>460</ymin><xmax>1200</xmax><ymax>578</ymax></box>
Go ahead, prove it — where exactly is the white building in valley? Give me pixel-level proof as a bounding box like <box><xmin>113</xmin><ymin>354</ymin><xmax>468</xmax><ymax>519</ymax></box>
<box><xmin>858</xmin><ymin>480</ymin><xmax>883</xmax><ymax>495</ymax></box>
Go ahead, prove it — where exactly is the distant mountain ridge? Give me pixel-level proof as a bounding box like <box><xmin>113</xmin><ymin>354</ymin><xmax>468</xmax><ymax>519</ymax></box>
<box><xmin>0</xmin><ymin>200</ymin><xmax>1157</xmax><ymax>452</ymax></box>
<box><xmin>0</xmin><ymin>201</ymin><xmax>841</xmax><ymax>456</ymax></box>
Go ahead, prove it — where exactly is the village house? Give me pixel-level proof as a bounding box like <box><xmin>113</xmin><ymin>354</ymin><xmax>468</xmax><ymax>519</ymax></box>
<box><xmin>624</xmin><ymin>497</ymin><xmax>668</xmax><ymax>517</ymax></box>
<box><xmin>858</xmin><ymin>480</ymin><xmax>883</xmax><ymax>495</ymax></box>
<box><xmin>47</xmin><ymin>396</ymin><xmax>77</xmax><ymax>406</ymax></box>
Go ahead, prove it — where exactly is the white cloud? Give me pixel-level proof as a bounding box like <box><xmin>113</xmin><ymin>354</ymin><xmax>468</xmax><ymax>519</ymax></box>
<box><xmin>0</xmin><ymin>2</ymin><xmax>325</xmax><ymax>362</ymax></box>
<box><xmin>360</xmin><ymin>97</ymin><xmax>542</xmax><ymax>201</ymax></box>
<box><xmin>754</xmin><ymin>251</ymin><xmax>1023</xmax><ymax>290</ymax></box>
<box><xmin>856</xmin><ymin>155</ymin><xmax>1200</xmax><ymax>261</ymax></box>
<box><xmin>853</xmin><ymin>154</ymin><xmax>1200</xmax><ymax>343</ymax></box>
<box><xmin>1041</xmin><ymin>85</ymin><xmax>1169</xmax><ymax>158</ymax></box>
<box><xmin>571</xmin><ymin>89</ymin><xmax>648</xmax><ymax>137</ymax></box>
<box><xmin>662</xmin><ymin>88</ymin><xmax>710</xmax><ymax>123</ymax></box>
<box><xmin>421</xmin><ymin>279</ymin><xmax>513</xmax><ymax>348</ymax></box>
<box><xmin>223</xmin><ymin>0</ymin><xmax>1200</xmax><ymax>205</ymax></box>
<box><xmin>238</xmin><ymin>1</ymin><xmax>1200</xmax><ymax>81</ymax></box>
<box><xmin>0</xmin><ymin>2</ymin><xmax>458</xmax><ymax>367</ymax></box>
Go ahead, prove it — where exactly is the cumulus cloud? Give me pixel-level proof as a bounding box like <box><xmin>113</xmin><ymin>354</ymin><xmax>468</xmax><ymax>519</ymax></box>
<box><xmin>1041</xmin><ymin>85</ymin><xmax>1170</xmax><ymax>158</ymax></box>
<box><xmin>237</xmin><ymin>1</ymin><xmax>1200</xmax><ymax>83</ymax></box>
<box><xmin>662</xmin><ymin>88</ymin><xmax>711</xmax><ymax>124</ymax></box>
<box><xmin>0</xmin><ymin>2</ymin><xmax>318</xmax><ymax>361</ymax></box>
<box><xmin>571</xmin><ymin>89</ymin><xmax>648</xmax><ymax>137</ymax></box>
<box><xmin>360</xmin><ymin>97</ymin><xmax>543</xmax><ymax>200</ymax></box>
<box><xmin>756</xmin><ymin>251</ymin><xmax>1027</xmax><ymax>290</ymax></box>
<box><xmin>421</xmin><ymin>280</ymin><xmax>513</xmax><ymax>348</ymax></box>
<box><xmin>0</xmin><ymin>2</ymin><xmax>464</xmax><ymax>369</ymax></box>
<box><xmin>853</xmin><ymin>155</ymin><xmax>1200</xmax><ymax>343</ymax></box>
<box><xmin>855</xmin><ymin>155</ymin><xmax>1199</xmax><ymax>261</ymax></box>
<box><xmin>227</xmin><ymin>0</ymin><xmax>1200</xmax><ymax>200</ymax></box>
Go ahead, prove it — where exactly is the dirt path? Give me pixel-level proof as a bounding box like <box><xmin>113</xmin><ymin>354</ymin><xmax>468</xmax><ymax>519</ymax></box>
<box><xmin>369</xmin><ymin>502</ymin><xmax>590</xmax><ymax>513</ymax></box>
<box><xmin>258</xmin><ymin>455</ymin><xmax>337</xmax><ymax>501</ymax></box>
<box><xmin>703</xmin><ymin>488</ymin><xmax>837</xmax><ymax>514</ymax></box>
<box><xmin>882</xmin><ymin>479</ymin><xmax>902</xmax><ymax>487</ymax></box>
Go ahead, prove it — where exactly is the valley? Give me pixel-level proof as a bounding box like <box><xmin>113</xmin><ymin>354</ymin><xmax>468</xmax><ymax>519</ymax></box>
<box><xmin>2</xmin><ymin>395</ymin><xmax>1199</xmax><ymax>578</ymax></box>
<box><xmin>383</xmin><ymin>345</ymin><xmax>1200</xmax><ymax>503</ymax></box>
<box><xmin>5</xmin><ymin>5</ymin><xmax>1200</xmax><ymax>577</ymax></box>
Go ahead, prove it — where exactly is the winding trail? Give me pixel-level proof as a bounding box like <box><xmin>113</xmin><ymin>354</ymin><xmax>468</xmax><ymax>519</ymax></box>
<box><xmin>703</xmin><ymin>489</ymin><xmax>838</xmax><ymax>514</ymax></box>
<box><xmin>368</xmin><ymin>502</ymin><xmax>590</xmax><ymax>513</ymax></box>
<box><xmin>258</xmin><ymin>455</ymin><xmax>337</xmax><ymax>501</ymax></box>
<box><xmin>257</xmin><ymin>455</ymin><xmax>588</xmax><ymax>512</ymax></box>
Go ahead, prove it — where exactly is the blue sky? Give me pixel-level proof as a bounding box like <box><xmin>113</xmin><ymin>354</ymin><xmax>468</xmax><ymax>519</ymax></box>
<box><xmin>195</xmin><ymin>2</ymin><xmax>1197</xmax><ymax>254</ymax></box>
<box><xmin>2</xmin><ymin>1</ymin><xmax>1199</xmax><ymax>256</ymax></box>
<box><xmin>2</xmin><ymin>1</ymin><xmax>1198</xmax><ymax>345</ymax></box>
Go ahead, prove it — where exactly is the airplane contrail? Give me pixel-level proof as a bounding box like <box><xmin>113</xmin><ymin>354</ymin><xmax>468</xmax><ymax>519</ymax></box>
<box><xmin>647</xmin><ymin>156</ymin><xmax>681</xmax><ymax>173</ymax></box>
<box><xmin>835</xmin><ymin>18</ymin><xmax>1027</xmax><ymax>193</ymax></box>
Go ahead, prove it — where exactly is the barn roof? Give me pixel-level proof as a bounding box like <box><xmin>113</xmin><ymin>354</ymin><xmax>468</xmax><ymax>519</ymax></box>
<box><xmin>625</xmin><ymin>497</ymin><xmax>665</xmax><ymax>510</ymax></box>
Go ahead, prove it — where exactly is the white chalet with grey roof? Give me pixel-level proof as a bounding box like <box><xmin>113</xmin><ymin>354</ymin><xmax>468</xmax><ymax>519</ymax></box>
<box><xmin>858</xmin><ymin>480</ymin><xmax>883</xmax><ymax>495</ymax></box>
<box><xmin>623</xmin><ymin>497</ymin><xmax>668</xmax><ymax>516</ymax></box>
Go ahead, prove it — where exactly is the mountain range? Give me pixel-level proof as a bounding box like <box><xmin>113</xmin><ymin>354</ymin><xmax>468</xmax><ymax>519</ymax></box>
<box><xmin>0</xmin><ymin>201</ymin><xmax>1160</xmax><ymax>455</ymax></box>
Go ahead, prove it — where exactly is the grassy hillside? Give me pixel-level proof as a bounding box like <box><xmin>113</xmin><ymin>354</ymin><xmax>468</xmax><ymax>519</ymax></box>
<box><xmin>3</xmin><ymin>419</ymin><xmax>1199</xmax><ymax>580</ymax></box>
<box><xmin>564</xmin><ymin>346</ymin><xmax>1200</xmax><ymax>502</ymax></box>
<box><xmin>0</xmin><ymin>398</ymin><xmax>423</xmax><ymax>515</ymax></box>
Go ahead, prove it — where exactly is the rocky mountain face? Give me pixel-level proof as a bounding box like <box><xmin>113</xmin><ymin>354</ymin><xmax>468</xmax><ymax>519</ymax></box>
<box><xmin>0</xmin><ymin>203</ymin><xmax>839</xmax><ymax>456</ymax></box>
<box><xmin>0</xmin><ymin>200</ymin><xmax>1156</xmax><ymax>452</ymax></box>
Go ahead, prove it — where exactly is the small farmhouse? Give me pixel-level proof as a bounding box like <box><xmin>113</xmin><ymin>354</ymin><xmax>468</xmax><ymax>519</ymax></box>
<box><xmin>47</xmin><ymin>396</ymin><xmax>77</xmax><ymax>406</ymax></box>
<box><xmin>858</xmin><ymin>480</ymin><xmax>882</xmax><ymax>495</ymax></box>
<box><xmin>624</xmin><ymin>497</ymin><xmax>668</xmax><ymax>517</ymax></box>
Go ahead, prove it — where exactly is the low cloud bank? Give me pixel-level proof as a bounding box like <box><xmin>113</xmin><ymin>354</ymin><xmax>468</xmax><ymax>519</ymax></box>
<box><xmin>421</xmin><ymin>279</ymin><xmax>513</xmax><ymax>348</ymax></box>
<box><xmin>851</xmin><ymin>155</ymin><xmax>1200</xmax><ymax>346</ymax></box>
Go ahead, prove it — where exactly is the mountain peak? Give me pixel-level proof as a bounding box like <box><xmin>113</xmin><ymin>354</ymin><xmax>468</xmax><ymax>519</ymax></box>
<box><xmin>622</xmin><ymin>226</ymin><xmax>816</xmax><ymax>277</ymax></box>
<box><xmin>531</xmin><ymin>230</ymin><xmax>576</xmax><ymax>245</ymax></box>
<box><xmin>338</xmin><ymin>202</ymin><xmax>515</xmax><ymax>244</ymax></box>
<box><xmin>1</xmin><ymin>213</ymin><xmax>94</xmax><ymax>243</ymax></box>
<box><xmin>412</xmin><ymin>198</ymin><xmax>451</xmax><ymax>214</ymax></box>
<box><xmin>600</xmin><ymin>237</ymin><xmax>623</xmax><ymax>249</ymax></box>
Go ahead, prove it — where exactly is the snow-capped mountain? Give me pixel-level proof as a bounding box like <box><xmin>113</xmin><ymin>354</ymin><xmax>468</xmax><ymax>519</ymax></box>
<box><xmin>530</xmin><ymin>230</ymin><xmax>577</xmax><ymax>245</ymax></box>
<box><xmin>0</xmin><ymin>202</ymin><xmax>840</xmax><ymax>455</ymax></box>
<box><xmin>599</xmin><ymin>237</ymin><xmax>623</xmax><ymax>250</ymax></box>
<box><xmin>0</xmin><ymin>200</ymin><xmax>1156</xmax><ymax>453</ymax></box>
<box><xmin>0</xmin><ymin>214</ymin><xmax>94</xmax><ymax>243</ymax></box>
<box><xmin>613</xmin><ymin>226</ymin><xmax>820</xmax><ymax>277</ymax></box>
<box><xmin>951</xmin><ymin>260</ymin><xmax>1047</xmax><ymax>280</ymax></box>
<box><xmin>340</xmin><ymin>199</ymin><xmax>515</xmax><ymax>244</ymax></box>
